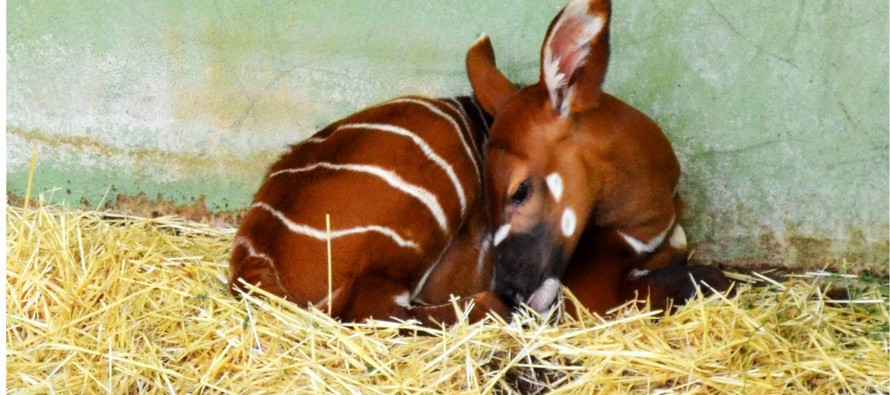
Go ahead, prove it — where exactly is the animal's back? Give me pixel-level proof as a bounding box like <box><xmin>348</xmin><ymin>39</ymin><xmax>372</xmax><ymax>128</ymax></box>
<box><xmin>229</xmin><ymin>96</ymin><xmax>488</xmax><ymax>317</ymax></box>
<box><xmin>586</xmin><ymin>93</ymin><xmax>681</xmax><ymax>230</ymax></box>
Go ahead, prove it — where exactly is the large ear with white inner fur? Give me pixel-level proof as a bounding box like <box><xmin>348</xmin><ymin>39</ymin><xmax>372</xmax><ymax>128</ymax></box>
<box><xmin>540</xmin><ymin>0</ymin><xmax>610</xmax><ymax>116</ymax></box>
<box><xmin>466</xmin><ymin>34</ymin><xmax>518</xmax><ymax>117</ymax></box>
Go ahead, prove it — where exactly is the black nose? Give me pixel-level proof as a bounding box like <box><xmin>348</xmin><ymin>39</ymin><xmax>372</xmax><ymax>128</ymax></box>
<box><xmin>498</xmin><ymin>288</ymin><xmax>527</xmax><ymax>309</ymax></box>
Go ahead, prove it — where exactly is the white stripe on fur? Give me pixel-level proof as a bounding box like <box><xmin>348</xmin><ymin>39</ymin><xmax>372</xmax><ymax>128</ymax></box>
<box><xmin>410</xmin><ymin>238</ymin><xmax>453</xmax><ymax>301</ymax></box>
<box><xmin>313</xmin><ymin>287</ymin><xmax>343</xmax><ymax>309</ymax></box>
<box><xmin>232</xmin><ymin>236</ymin><xmax>285</xmax><ymax>291</ymax></box>
<box><xmin>252</xmin><ymin>202</ymin><xmax>419</xmax><ymax>250</ymax></box>
<box><xmin>269</xmin><ymin>162</ymin><xmax>449</xmax><ymax>233</ymax></box>
<box><xmin>234</xmin><ymin>236</ymin><xmax>274</xmax><ymax>266</ymax></box>
<box><xmin>442</xmin><ymin>98</ymin><xmax>483</xmax><ymax>163</ymax></box>
<box><xmin>493</xmin><ymin>224</ymin><xmax>511</xmax><ymax>246</ymax></box>
<box><xmin>476</xmin><ymin>235</ymin><xmax>492</xmax><ymax>274</ymax></box>
<box><xmin>330</xmin><ymin>123</ymin><xmax>468</xmax><ymax>217</ymax></box>
<box><xmin>618</xmin><ymin>215</ymin><xmax>676</xmax><ymax>255</ymax></box>
<box><xmin>389</xmin><ymin>98</ymin><xmax>481</xmax><ymax>182</ymax></box>
<box><xmin>469</xmin><ymin>96</ymin><xmax>490</xmax><ymax>132</ymax></box>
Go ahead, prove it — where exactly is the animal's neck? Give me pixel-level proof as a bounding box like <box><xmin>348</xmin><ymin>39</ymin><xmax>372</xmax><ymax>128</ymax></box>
<box><xmin>442</xmin><ymin>96</ymin><xmax>492</xmax><ymax>154</ymax></box>
<box><xmin>567</xmin><ymin>118</ymin><xmax>611</xmax><ymax>231</ymax></box>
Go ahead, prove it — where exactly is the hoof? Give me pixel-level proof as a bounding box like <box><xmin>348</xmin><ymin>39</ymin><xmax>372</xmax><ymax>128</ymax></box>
<box><xmin>632</xmin><ymin>265</ymin><xmax>733</xmax><ymax>312</ymax></box>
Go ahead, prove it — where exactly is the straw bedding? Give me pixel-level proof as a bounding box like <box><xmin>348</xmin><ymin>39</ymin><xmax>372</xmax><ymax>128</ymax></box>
<box><xmin>6</xmin><ymin>203</ymin><xmax>889</xmax><ymax>394</ymax></box>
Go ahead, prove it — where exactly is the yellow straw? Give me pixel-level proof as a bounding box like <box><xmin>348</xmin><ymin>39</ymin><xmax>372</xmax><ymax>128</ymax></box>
<box><xmin>23</xmin><ymin>152</ymin><xmax>37</xmax><ymax>212</ymax></box>
<box><xmin>326</xmin><ymin>213</ymin><xmax>333</xmax><ymax>315</ymax></box>
<box><xmin>5</xmin><ymin>203</ymin><xmax>888</xmax><ymax>393</ymax></box>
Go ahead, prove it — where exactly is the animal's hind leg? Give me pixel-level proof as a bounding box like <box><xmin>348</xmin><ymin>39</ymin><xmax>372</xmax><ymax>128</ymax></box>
<box><xmin>335</xmin><ymin>275</ymin><xmax>414</xmax><ymax>323</ymax></box>
<box><xmin>336</xmin><ymin>275</ymin><xmax>510</xmax><ymax>326</ymax></box>
<box><xmin>413</xmin><ymin>208</ymin><xmax>494</xmax><ymax>305</ymax></box>
<box><xmin>641</xmin><ymin>223</ymin><xmax>690</xmax><ymax>271</ymax></box>
<box><xmin>641</xmin><ymin>196</ymin><xmax>690</xmax><ymax>271</ymax></box>
<box><xmin>562</xmin><ymin>226</ymin><xmax>728</xmax><ymax>317</ymax></box>
<box><xmin>626</xmin><ymin>264</ymin><xmax>732</xmax><ymax>313</ymax></box>
<box><xmin>629</xmin><ymin>195</ymin><xmax>730</xmax><ymax>312</ymax></box>
<box><xmin>409</xmin><ymin>291</ymin><xmax>511</xmax><ymax>326</ymax></box>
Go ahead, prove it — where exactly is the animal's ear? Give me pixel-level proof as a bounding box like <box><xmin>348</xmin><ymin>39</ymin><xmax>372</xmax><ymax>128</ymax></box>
<box><xmin>539</xmin><ymin>0</ymin><xmax>610</xmax><ymax>116</ymax></box>
<box><xmin>466</xmin><ymin>34</ymin><xmax>518</xmax><ymax>117</ymax></box>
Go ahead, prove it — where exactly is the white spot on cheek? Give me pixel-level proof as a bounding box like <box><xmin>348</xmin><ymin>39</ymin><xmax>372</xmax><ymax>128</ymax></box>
<box><xmin>393</xmin><ymin>291</ymin><xmax>411</xmax><ymax>308</ymax></box>
<box><xmin>561</xmin><ymin>209</ymin><xmax>576</xmax><ymax>237</ymax></box>
<box><xmin>493</xmin><ymin>224</ymin><xmax>511</xmax><ymax>246</ymax></box>
<box><xmin>545</xmin><ymin>173</ymin><xmax>563</xmax><ymax>202</ymax></box>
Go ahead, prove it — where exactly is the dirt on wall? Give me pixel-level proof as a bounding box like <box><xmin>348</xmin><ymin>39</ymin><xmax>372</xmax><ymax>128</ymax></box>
<box><xmin>8</xmin><ymin>192</ymin><xmax>246</xmax><ymax>229</ymax></box>
<box><xmin>7</xmin><ymin>191</ymin><xmax>887</xmax><ymax>276</ymax></box>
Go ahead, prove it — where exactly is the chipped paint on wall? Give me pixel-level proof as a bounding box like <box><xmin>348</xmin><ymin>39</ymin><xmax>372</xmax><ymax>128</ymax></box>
<box><xmin>7</xmin><ymin>1</ymin><xmax>888</xmax><ymax>273</ymax></box>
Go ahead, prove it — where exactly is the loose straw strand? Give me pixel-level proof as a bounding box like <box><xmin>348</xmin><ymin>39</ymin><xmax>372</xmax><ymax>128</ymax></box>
<box><xmin>326</xmin><ymin>213</ymin><xmax>333</xmax><ymax>316</ymax></box>
<box><xmin>23</xmin><ymin>152</ymin><xmax>37</xmax><ymax>212</ymax></box>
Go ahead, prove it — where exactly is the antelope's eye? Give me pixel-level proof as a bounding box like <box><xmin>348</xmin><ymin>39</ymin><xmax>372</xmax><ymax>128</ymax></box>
<box><xmin>510</xmin><ymin>181</ymin><xmax>531</xmax><ymax>206</ymax></box>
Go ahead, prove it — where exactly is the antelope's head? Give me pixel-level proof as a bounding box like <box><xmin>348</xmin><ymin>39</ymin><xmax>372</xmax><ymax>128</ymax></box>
<box><xmin>466</xmin><ymin>0</ymin><xmax>611</xmax><ymax>312</ymax></box>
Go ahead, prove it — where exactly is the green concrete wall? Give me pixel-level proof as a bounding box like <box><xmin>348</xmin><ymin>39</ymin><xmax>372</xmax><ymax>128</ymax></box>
<box><xmin>8</xmin><ymin>1</ymin><xmax>888</xmax><ymax>273</ymax></box>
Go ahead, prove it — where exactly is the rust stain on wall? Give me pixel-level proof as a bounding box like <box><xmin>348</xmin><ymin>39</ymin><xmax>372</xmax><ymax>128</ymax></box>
<box><xmin>8</xmin><ymin>126</ymin><xmax>275</xmax><ymax>179</ymax></box>
<box><xmin>693</xmin><ymin>227</ymin><xmax>888</xmax><ymax>276</ymax></box>
<box><xmin>8</xmin><ymin>191</ymin><xmax>247</xmax><ymax>229</ymax></box>
<box><xmin>112</xmin><ymin>193</ymin><xmax>246</xmax><ymax>227</ymax></box>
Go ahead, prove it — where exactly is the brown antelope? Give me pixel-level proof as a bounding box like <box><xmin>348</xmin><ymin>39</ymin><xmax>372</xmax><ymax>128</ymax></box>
<box><xmin>466</xmin><ymin>0</ymin><xmax>730</xmax><ymax>317</ymax></box>
<box><xmin>229</xmin><ymin>95</ymin><xmax>511</xmax><ymax>325</ymax></box>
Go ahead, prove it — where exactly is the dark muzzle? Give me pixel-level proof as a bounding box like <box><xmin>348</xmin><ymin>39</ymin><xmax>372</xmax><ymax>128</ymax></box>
<box><xmin>492</xmin><ymin>223</ymin><xmax>565</xmax><ymax>309</ymax></box>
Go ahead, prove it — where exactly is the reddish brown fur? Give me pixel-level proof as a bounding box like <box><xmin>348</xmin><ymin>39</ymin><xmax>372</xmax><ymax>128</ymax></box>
<box><xmin>232</xmin><ymin>0</ymin><xmax>729</xmax><ymax>325</ymax></box>
<box><xmin>229</xmin><ymin>96</ymin><xmax>509</xmax><ymax>325</ymax></box>
<box><xmin>467</xmin><ymin>0</ymin><xmax>729</xmax><ymax>316</ymax></box>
